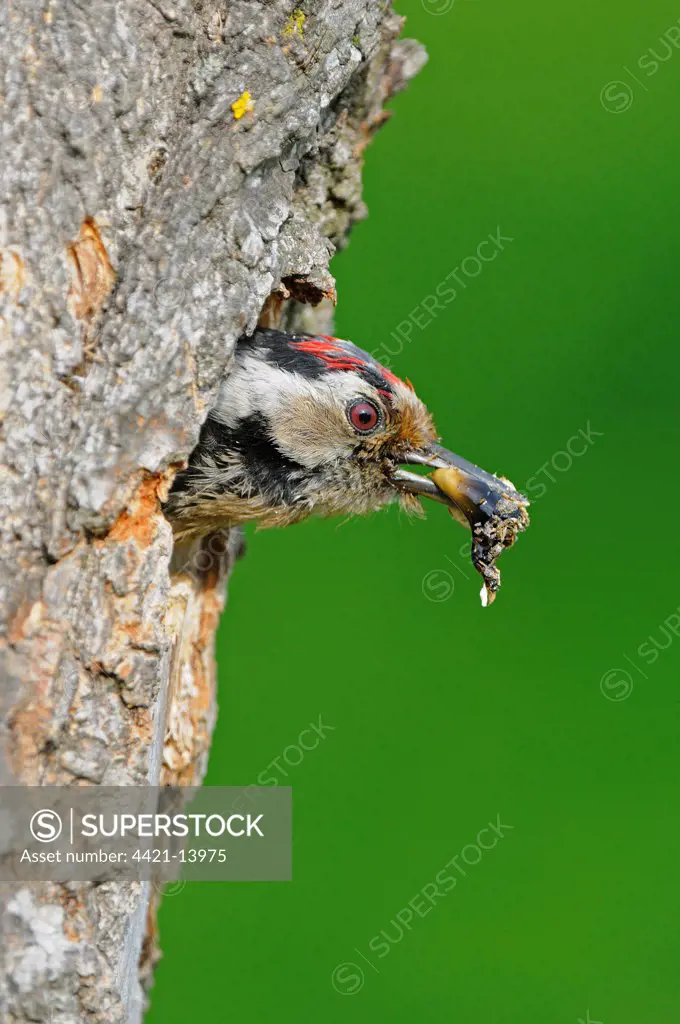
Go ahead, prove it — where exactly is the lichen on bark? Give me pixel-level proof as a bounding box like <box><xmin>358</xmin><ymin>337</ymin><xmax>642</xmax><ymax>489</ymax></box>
<box><xmin>0</xmin><ymin>1</ymin><xmax>425</xmax><ymax>1019</ymax></box>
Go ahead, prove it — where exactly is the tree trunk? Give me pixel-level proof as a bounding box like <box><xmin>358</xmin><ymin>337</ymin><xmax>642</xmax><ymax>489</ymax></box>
<box><xmin>0</xmin><ymin>2</ymin><xmax>424</xmax><ymax>1020</ymax></box>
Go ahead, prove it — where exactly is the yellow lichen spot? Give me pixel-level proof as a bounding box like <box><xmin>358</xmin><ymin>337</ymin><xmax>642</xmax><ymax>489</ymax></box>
<box><xmin>92</xmin><ymin>83</ymin><xmax>103</xmax><ymax>104</ymax></box>
<box><xmin>231</xmin><ymin>91</ymin><xmax>254</xmax><ymax>120</ymax></box>
<box><xmin>283</xmin><ymin>8</ymin><xmax>305</xmax><ymax>38</ymax></box>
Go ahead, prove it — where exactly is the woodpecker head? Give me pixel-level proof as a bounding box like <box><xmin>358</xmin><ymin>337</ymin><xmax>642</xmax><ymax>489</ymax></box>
<box><xmin>166</xmin><ymin>328</ymin><xmax>528</xmax><ymax>601</ymax></box>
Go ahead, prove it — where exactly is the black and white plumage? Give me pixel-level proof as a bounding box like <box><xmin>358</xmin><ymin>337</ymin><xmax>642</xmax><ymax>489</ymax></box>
<box><xmin>165</xmin><ymin>328</ymin><xmax>438</xmax><ymax>541</ymax></box>
<box><xmin>165</xmin><ymin>328</ymin><xmax>528</xmax><ymax>605</ymax></box>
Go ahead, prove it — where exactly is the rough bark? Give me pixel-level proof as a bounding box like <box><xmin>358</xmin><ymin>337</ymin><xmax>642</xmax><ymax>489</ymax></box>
<box><xmin>0</xmin><ymin>1</ymin><xmax>425</xmax><ymax>1020</ymax></box>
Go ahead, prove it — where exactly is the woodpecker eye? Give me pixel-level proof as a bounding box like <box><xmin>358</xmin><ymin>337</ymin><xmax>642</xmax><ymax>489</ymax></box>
<box><xmin>348</xmin><ymin>399</ymin><xmax>381</xmax><ymax>433</ymax></box>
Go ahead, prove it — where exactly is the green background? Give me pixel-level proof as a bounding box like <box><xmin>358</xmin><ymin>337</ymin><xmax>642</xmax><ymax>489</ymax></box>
<box><xmin>150</xmin><ymin>1</ymin><xmax>680</xmax><ymax>1021</ymax></box>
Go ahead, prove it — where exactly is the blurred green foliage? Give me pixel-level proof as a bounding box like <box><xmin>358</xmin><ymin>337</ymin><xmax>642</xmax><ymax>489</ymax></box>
<box><xmin>150</xmin><ymin>2</ymin><xmax>680</xmax><ymax>1021</ymax></box>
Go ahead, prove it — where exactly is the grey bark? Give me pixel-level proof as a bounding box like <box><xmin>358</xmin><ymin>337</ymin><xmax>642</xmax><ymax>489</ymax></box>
<box><xmin>0</xmin><ymin>1</ymin><xmax>425</xmax><ymax>1020</ymax></box>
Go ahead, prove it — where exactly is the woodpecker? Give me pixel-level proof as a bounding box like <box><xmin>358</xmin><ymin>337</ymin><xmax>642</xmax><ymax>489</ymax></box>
<box><xmin>165</xmin><ymin>328</ymin><xmax>529</xmax><ymax>602</ymax></box>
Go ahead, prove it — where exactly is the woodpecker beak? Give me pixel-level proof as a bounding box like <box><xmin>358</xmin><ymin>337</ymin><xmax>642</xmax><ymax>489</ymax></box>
<box><xmin>392</xmin><ymin>444</ymin><xmax>524</xmax><ymax>522</ymax></box>
<box><xmin>391</xmin><ymin>444</ymin><xmax>530</xmax><ymax>606</ymax></box>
